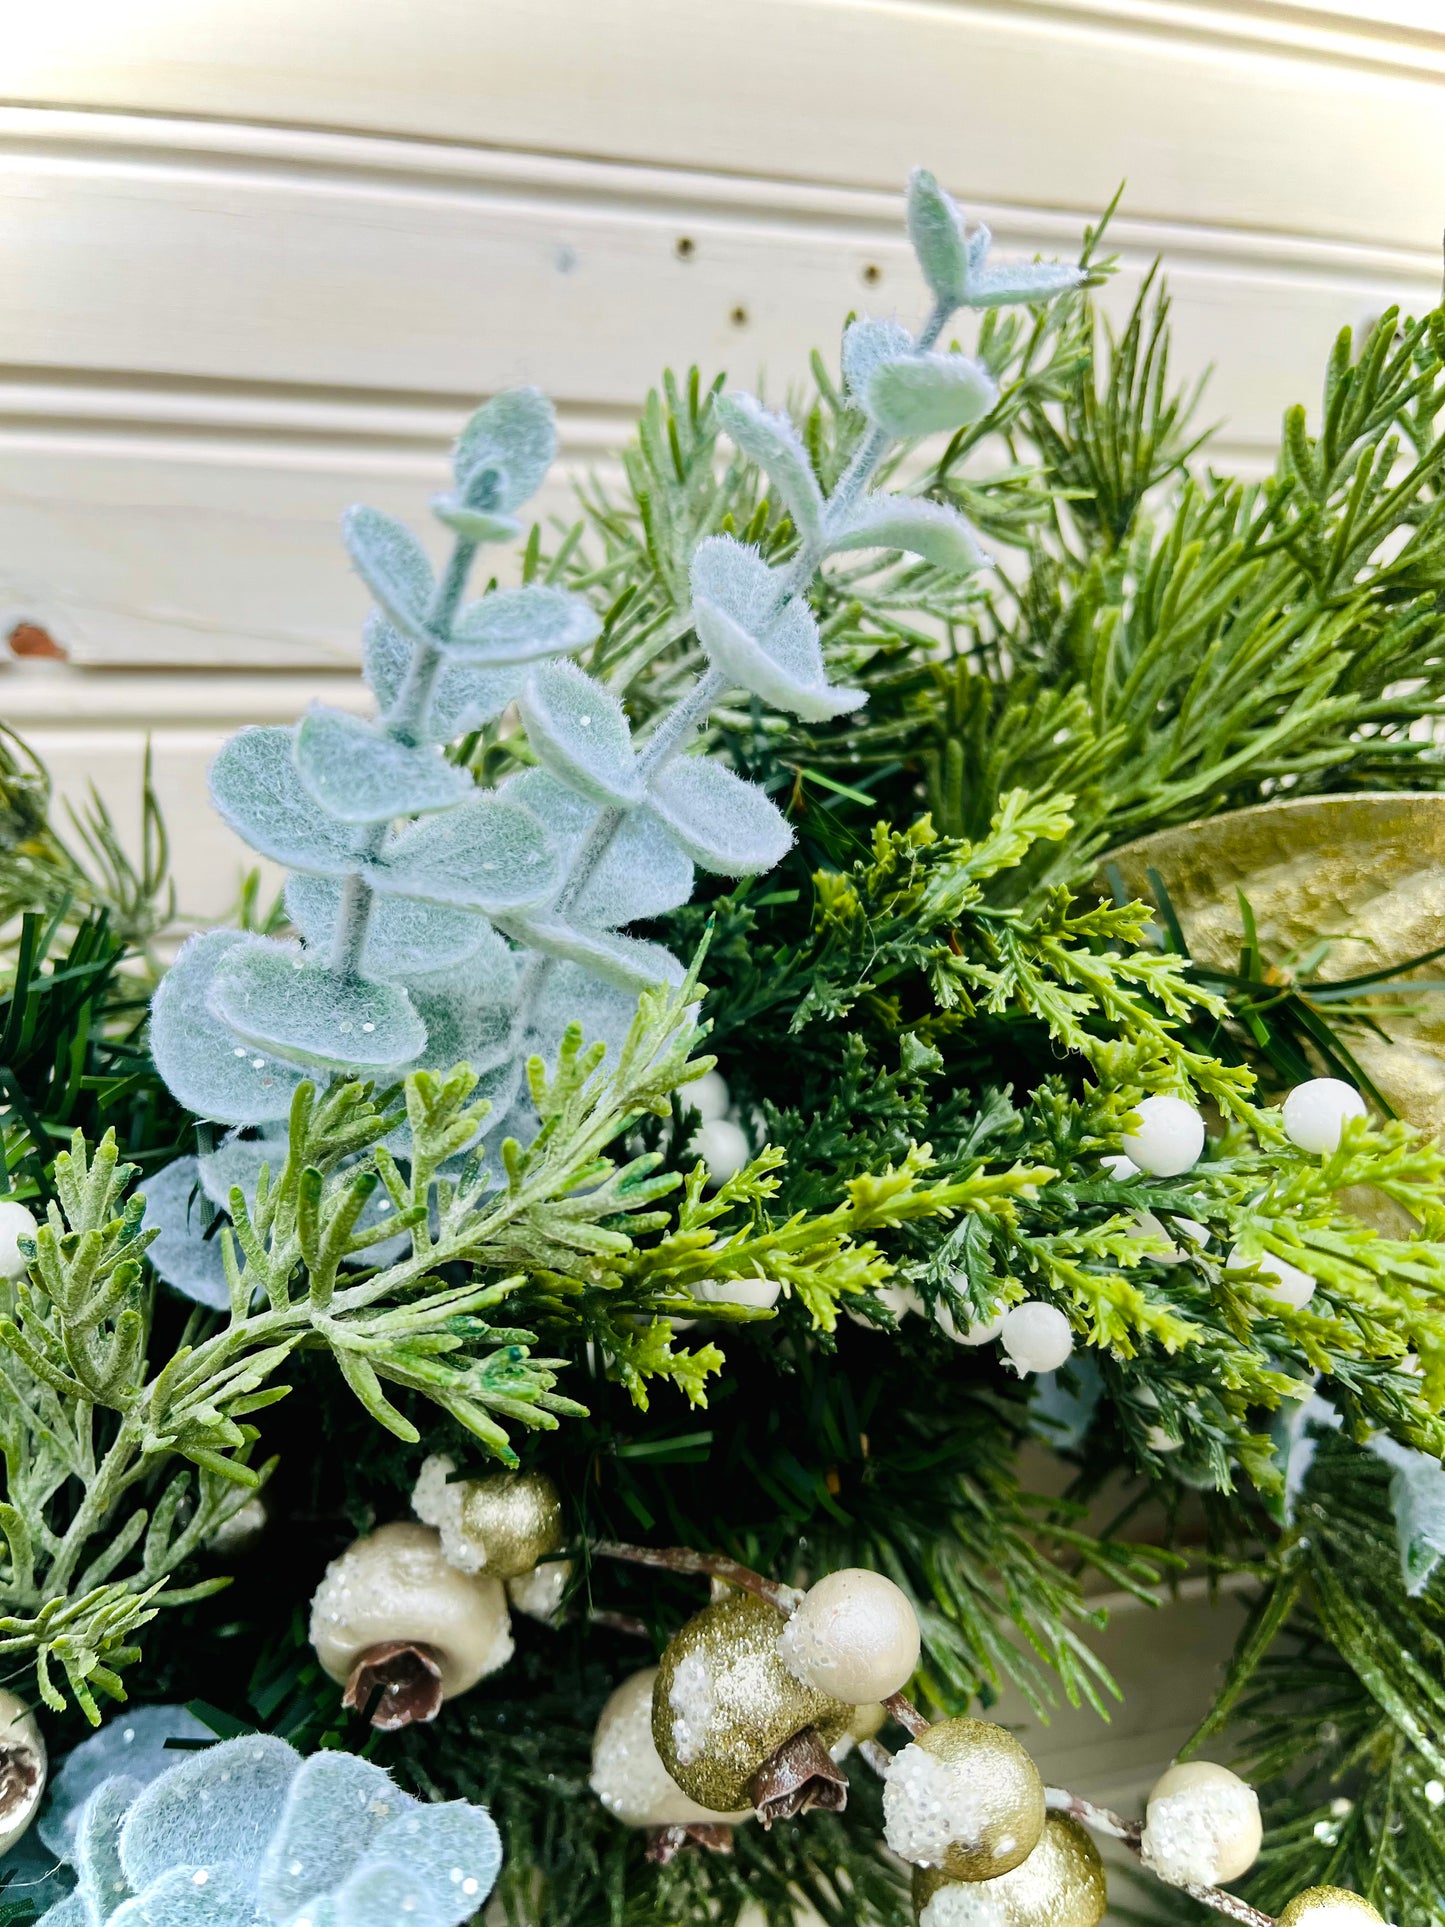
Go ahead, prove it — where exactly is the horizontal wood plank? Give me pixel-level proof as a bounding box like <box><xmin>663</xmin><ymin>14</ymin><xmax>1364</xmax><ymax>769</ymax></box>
<box><xmin>8</xmin><ymin>1</ymin><xmax>1444</xmax><ymax>252</ymax></box>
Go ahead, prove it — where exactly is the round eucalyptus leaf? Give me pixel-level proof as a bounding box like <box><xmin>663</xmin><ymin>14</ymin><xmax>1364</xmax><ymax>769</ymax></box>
<box><xmin>448</xmin><ymin>585</ymin><xmax>600</xmax><ymax>664</ymax></box>
<box><xmin>500</xmin><ymin>769</ymin><xmax>692</xmax><ymax>924</ymax></box>
<box><xmin>209</xmin><ymin>727</ymin><xmax>360</xmax><ymax>876</ymax></box>
<box><xmin>905</xmin><ymin>166</ymin><xmax>968</xmax><ymax>308</ymax></box>
<box><xmin>342</xmin><ymin>505</ymin><xmax>436</xmax><ymax>639</ymax></box>
<box><xmin>294</xmin><ymin>708</ymin><xmax>474</xmax><ymax>822</ymax></box>
<box><xmin>149</xmin><ymin>930</ymin><xmax>305</xmax><ymax>1126</ymax></box>
<box><xmin>647</xmin><ymin>756</ymin><xmax>793</xmax><ymax>875</ymax></box>
<box><xmin>714</xmin><ymin>393</ymin><xmax>823</xmax><ymax>540</ymax></box>
<box><xmin>863</xmin><ymin>350</ymin><xmax>999</xmax><ymax>437</ymax></box>
<box><xmin>370</xmin><ymin>796</ymin><xmax>559</xmax><ymax>914</ymax></box>
<box><xmin>429</xmin><ymin>494</ymin><xmax>523</xmax><ymax>543</ymax></box>
<box><xmin>207</xmin><ymin>941</ymin><xmax>426</xmax><ymax>1073</ymax></box>
<box><xmin>286</xmin><ymin>873</ymin><xmax>493</xmax><ymax>976</ymax></box>
<box><xmin>139</xmin><ymin>1156</ymin><xmax>232</xmax><ymax>1312</ymax></box>
<box><xmin>452</xmin><ymin>387</ymin><xmax>557</xmax><ymax>513</ymax></box>
<box><xmin>508</xmin><ymin>915</ymin><xmax>685</xmax><ymax>992</ymax></box>
<box><xmin>826</xmin><ymin>493</ymin><xmax>986</xmax><ymax>573</ymax></box>
<box><xmin>518</xmin><ymin>660</ymin><xmax>643</xmax><ymax>806</ymax></box>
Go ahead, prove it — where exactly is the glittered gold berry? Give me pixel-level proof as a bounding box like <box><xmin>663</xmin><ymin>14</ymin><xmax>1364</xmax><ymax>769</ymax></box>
<box><xmin>651</xmin><ymin>1591</ymin><xmax>853</xmax><ymax>1813</ymax></box>
<box><xmin>1278</xmin><ymin>1888</ymin><xmax>1387</xmax><ymax>1927</ymax></box>
<box><xmin>911</xmin><ymin>1817</ymin><xmax>1106</xmax><ymax>1927</ymax></box>
<box><xmin>883</xmin><ymin>1715</ymin><xmax>1046</xmax><ymax>1881</ymax></box>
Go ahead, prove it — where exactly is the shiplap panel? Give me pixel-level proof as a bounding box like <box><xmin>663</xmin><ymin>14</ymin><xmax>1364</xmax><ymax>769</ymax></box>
<box><xmin>0</xmin><ymin>115</ymin><xmax>1436</xmax><ymax>670</ymax></box>
<box><xmin>2</xmin><ymin>118</ymin><xmax>1436</xmax><ymax>420</ymax></box>
<box><xmin>7</xmin><ymin>0</ymin><xmax>1444</xmax><ymax>252</ymax></box>
<box><xmin>0</xmin><ymin>417</ymin><xmax>619</xmax><ymax>667</ymax></box>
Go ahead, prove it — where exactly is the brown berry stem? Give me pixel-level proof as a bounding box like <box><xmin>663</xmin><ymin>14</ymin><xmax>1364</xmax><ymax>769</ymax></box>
<box><xmin>882</xmin><ymin>1689</ymin><xmax>931</xmax><ymax>1736</ymax></box>
<box><xmin>590</xmin><ymin>1539</ymin><xmax>804</xmax><ymax>1612</ymax></box>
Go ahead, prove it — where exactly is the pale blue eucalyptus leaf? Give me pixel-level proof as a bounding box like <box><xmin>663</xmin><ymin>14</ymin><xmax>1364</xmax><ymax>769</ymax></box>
<box><xmin>518</xmin><ymin>660</ymin><xmax>642</xmax><ymax>806</ymax></box>
<box><xmin>646</xmin><ymin>757</ymin><xmax>792</xmax><ymax>876</ymax></box>
<box><xmin>841</xmin><ymin>317</ymin><xmax>914</xmax><ymax>406</ymax></box>
<box><xmin>863</xmin><ymin>352</ymin><xmax>999</xmax><ymax>437</ymax></box>
<box><xmin>209</xmin><ymin>729</ymin><xmax>360</xmax><ymax>878</ymax></box>
<box><xmin>118</xmin><ymin>1734</ymin><xmax>299</xmax><ymax>1894</ymax></box>
<box><xmin>139</xmin><ymin>1157</ymin><xmax>231</xmax><ymax>1312</ymax></box>
<box><xmin>208</xmin><ymin>942</ymin><xmax>426</xmax><ymax>1073</ymax></box>
<box><xmin>352</xmin><ymin>1801</ymin><xmax>502</xmax><ymax>1926</ymax></box>
<box><xmin>42</xmin><ymin>1708</ymin><xmax>215</xmax><ymax>1861</ymax></box>
<box><xmin>320</xmin><ymin>1861</ymin><xmax>442</xmax><ymax>1927</ymax></box>
<box><xmin>108</xmin><ymin>1864</ymin><xmax>268</xmax><ymax>1927</ymax></box>
<box><xmin>510</xmin><ymin>916</ymin><xmax>684</xmax><ymax>991</ymax></box>
<box><xmin>452</xmin><ymin>387</ymin><xmax>556</xmax><ymax>513</ymax></box>
<box><xmin>370</xmin><ymin>797</ymin><xmax>558</xmax><ymax>914</ymax></box>
<box><xmin>689</xmin><ymin>533</ymin><xmax>781</xmax><ymax>633</ymax></box>
<box><xmin>965</xmin><ymin>259</ymin><xmax>1086</xmax><ymax>309</ymax></box>
<box><xmin>196</xmin><ymin>1129</ymin><xmax>285</xmax><ymax>1213</ymax></box>
<box><xmin>286</xmin><ymin>874</ymin><xmax>492</xmax><ymax>976</ymax></box>
<box><xmin>826</xmin><ymin>493</ymin><xmax>986</xmax><ymax>573</ymax></box>
<box><xmin>32</xmin><ymin>1893</ymin><xmax>92</xmax><ymax>1927</ymax></box>
<box><xmin>529</xmin><ymin>963</ymin><xmax>642</xmax><ymax>1068</ymax></box>
<box><xmin>428</xmin><ymin>497</ymin><xmax>523</xmax><ymax>544</ymax></box>
<box><xmin>689</xmin><ymin>536</ymin><xmax>865</xmax><ymax>723</ymax></box>
<box><xmin>256</xmin><ymin>1754</ymin><xmax>416</xmax><ymax>1925</ymax></box>
<box><xmin>449</xmin><ymin>586</ymin><xmax>600</xmax><ymax>664</ymax></box>
<box><xmin>905</xmin><ymin>167</ymin><xmax>968</xmax><ymax>308</ymax></box>
<box><xmin>74</xmin><ymin>1777</ymin><xmax>140</xmax><ymax>1922</ymax></box>
<box><xmin>1371</xmin><ymin>1433</ymin><xmax>1445</xmax><ymax>1597</ymax></box>
<box><xmin>1028</xmin><ymin>1354</ymin><xmax>1103</xmax><ymax>1452</ymax></box>
<box><xmin>500</xmin><ymin>770</ymin><xmax>693</xmax><ymax>924</ymax></box>
<box><xmin>365</xmin><ymin>615</ymin><xmax>527</xmax><ymax>742</ymax></box>
<box><xmin>149</xmin><ymin>932</ymin><xmax>304</xmax><ymax>1128</ymax></box>
<box><xmin>293</xmin><ymin>710</ymin><xmax>473</xmax><ymax>823</ymax></box>
<box><xmin>341</xmin><ymin>506</ymin><xmax>435</xmax><ymax>640</ymax></box>
<box><xmin>400</xmin><ymin>932</ymin><xmax>518</xmax><ymax>1076</ymax></box>
<box><xmin>714</xmin><ymin>394</ymin><xmax>823</xmax><ymax>540</ymax></box>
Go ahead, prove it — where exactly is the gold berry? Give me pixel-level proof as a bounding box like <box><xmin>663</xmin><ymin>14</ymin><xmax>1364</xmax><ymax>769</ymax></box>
<box><xmin>883</xmin><ymin>1715</ymin><xmax>1046</xmax><ymax>1881</ymax></box>
<box><xmin>1278</xmin><ymin>1889</ymin><xmax>1387</xmax><ymax>1927</ymax></box>
<box><xmin>651</xmin><ymin>1591</ymin><xmax>853</xmax><ymax>1812</ymax></box>
<box><xmin>911</xmin><ymin>1817</ymin><xmax>1106</xmax><ymax>1927</ymax></box>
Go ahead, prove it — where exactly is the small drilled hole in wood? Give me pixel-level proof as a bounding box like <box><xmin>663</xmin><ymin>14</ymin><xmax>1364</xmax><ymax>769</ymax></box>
<box><xmin>675</xmin><ymin>236</ymin><xmax>696</xmax><ymax>260</ymax></box>
<box><xmin>729</xmin><ymin>304</ymin><xmax>749</xmax><ymax>327</ymax></box>
<box><xmin>8</xmin><ymin>621</ymin><xmax>66</xmax><ymax>660</ymax></box>
<box><xmin>862</xmin><ymin>263</ymin><xmax>883</xmax><ymax>285</ymax></box>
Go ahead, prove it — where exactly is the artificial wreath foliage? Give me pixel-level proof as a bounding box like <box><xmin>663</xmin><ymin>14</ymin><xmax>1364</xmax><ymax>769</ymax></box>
<box><xmin>0</xmin><ymin>167</ymin><xmax>1443</xmax><ymax>1925</ymax></box>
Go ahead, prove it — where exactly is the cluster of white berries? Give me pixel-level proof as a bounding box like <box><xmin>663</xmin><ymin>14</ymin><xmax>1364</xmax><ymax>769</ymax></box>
<box><xmin>1109</xmin><ymin>1078</ymin><xmax>1367</xmax><ymax>1315</ymax></box>
<box><xmin>686</xmin><ymin>1070</ymin><xmax>751</xmax><ymax>1187</ymax></box>
<box><xmin>851</xmin><ymin>1281</ymin><xmax>1073</xmax><ymax>1377</ymax></box>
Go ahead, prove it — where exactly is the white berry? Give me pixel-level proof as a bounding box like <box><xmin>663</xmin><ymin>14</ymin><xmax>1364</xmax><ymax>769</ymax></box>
<box><xmin>1142</xmin><ymin>1760</ymin><xmax>1262</xmax><ymax>1886</ymax></box>
<box><xmin>777</xmin><ymin>1568</ymin><xmax>921</xmax><ymax>1703</ymax></box>
<box><xmin>1121</xmin><ymin>1095</ymin><xmax>1205</xmax><ymax>1177</ymax></box>
<box><xmin>691</xmin><ymin>1274</ymin><xmax>783</xmax><ymax>1313</ymax></box>
<box><xmin>999</xmin><ymin>1301</ymin><xmax>1073</xmax><ymax>1374</ymax></box>
<box><xmin>694</xmin><ymin>1117</ymin><xmax>750</xmax><ymax>1186</ymax></box>
<box><xmin>1226</xmin><ymin>1245</ymin><xmax>1317</xmax><ymax>1310</ymax></box>
<box><xmin>688</xmin><ymin>1070</ymin><xmax>732</xmax><ymax>1123</ymax></box>
<box><xmin>1281</xmin><ymin>1078</ymin><xmax>1366</xmax><ymax>1155</ymax></box>
<box><xmin>846</xmin><ymin>1281</ymin><xmax>924</xmax><ymax>1328</ymax></box>
<box><xmin>1101</xmin><ymin>1152</ymin><xmax>1139</xmax><ymax>1180</ymax></box>
<box><xmin>1133</xmin><ymin>1212</ymin><xmax>1210</xmax><ymax>1264</ymax></box>
<box><xmin>0</xmin><ymin>1200</ymin><xmax>38</xmax><ymax>1281</ymax></box>
<box><xmin>935</xmin><ymin>1299</ymin><xmax>1006</xmax><ymax>1345</ymax></box>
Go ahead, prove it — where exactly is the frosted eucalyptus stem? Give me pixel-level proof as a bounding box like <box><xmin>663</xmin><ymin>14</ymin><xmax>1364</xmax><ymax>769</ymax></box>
<box><xmin>332</xmin><ymin>536</ymin><xmax>480</xmax><ymax>977</ymax></box>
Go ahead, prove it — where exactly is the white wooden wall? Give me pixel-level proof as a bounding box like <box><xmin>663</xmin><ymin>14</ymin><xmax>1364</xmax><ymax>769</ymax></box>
<box><xmin>2</xmin><ymin>0</ymin><xmax>1442</xmax><ymax>920</ymax></box>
